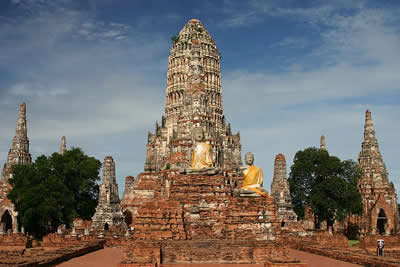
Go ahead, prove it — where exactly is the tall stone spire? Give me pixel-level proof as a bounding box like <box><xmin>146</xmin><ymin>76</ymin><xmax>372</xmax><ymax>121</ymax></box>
<box><xmin>59</xmin><ymin>136</ymin><xmax>66</xmax><ymax>155</ymax></box>
<box><xmin>320</xmin><ymin>135</ymin><xmax>326</xmax><ymax>151</ymax></box>
<box><xmin>358</xmin><ymin>109</ymin><xmax>388</xmax><ymax>181</ymax></box>
<box><xmin>144</xmin><ymin>19</ymin><xmax>241</xmax><ymax>172</ymax></box>
<box><xmin>1</xmin><ymin>103</ymin><xmax>32</xmax><ymax>181</ymax></box>
<box><xmin>0</xmin><ymin>103</ymin><xmax>32</xmax><ymax>233</ymax></box>
<box><xmin>270</xmin><ymin>154</ymin><xmax>297</xmax><ymax>224</ymax></box>
<box><xmin>356</xmin><ymin>109</ymin><xmax>399</xmax><ymax>234</ymax></box>
<box><xmin>91</xmin><ymin>156</ymin><xmax>125</xmax><ymax>230</ymax></box>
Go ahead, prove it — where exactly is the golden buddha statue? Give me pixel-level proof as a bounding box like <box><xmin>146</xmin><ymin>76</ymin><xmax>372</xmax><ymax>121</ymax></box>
<box><xmin>191</xmin><ymin>127</ymin><xmax>213</xmax><ymax>169</ymax></box>
<box><xmin>235</xmin><ymin>152</ymin><xmax>269</xmax><ymax>198</ymax></box>
<box><xmin>182</xmin><ymin>127</ymin><xmax>220</xmax><ymax>174</ymax></box>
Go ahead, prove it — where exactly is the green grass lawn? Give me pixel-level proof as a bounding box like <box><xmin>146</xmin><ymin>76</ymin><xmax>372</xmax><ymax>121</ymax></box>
<box><xmin>348</xmin><ymin>240</ymin><xmax>360</xmax><ymax>247</ymax></box>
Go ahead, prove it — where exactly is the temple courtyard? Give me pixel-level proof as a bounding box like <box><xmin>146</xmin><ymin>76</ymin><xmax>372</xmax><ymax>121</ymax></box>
<box><xmin>0</xmin><ymin>2</ymin><xmax>400</xmax><ymax>266</ymax></box>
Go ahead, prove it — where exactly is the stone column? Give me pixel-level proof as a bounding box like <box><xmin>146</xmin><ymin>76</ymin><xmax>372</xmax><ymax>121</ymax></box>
<box><xmin>0</xmin><ymin>223</ymin><xmax>5</xmax><ymax>235</ymax></box>
<box><xmin>320</xmin><ymin>135</ymin><xmax>326</xmax><ymax>151</ymax></box>
<box><xmin>60</xmin><ymin>136</ymin><xmax>66</xmax><ymax>155</ymax></box>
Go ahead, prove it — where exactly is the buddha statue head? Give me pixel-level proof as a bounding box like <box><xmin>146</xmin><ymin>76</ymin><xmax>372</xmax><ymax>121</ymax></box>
<box><xmin>245</xmin><ymin>152</ymin><xmax>254</xmax><ymax>166</ymax></box>
<box><xmin>193</xmin><ymin>127</ymin><xmax>204</xmax><ymax>142</ymax></box>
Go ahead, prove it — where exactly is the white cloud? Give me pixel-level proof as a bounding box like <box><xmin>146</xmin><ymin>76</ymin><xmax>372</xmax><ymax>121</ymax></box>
<box><xmin>1</xmin><ymin>1</ymin><xmax>399</xmax><ymax>199</ymax></box>
<box><xmin>220</xmin><ymin>1</ymin><xmax>400</xmax><ymax>195</ymax></box>
<box><xmin>269</xmin><ymin>37</ymin><xmax>308</xmax><ymax>49</ymax></box>
<box><xmin>10</xmin><ymin>83</ymin><xmax>68</xmax><ymax>97</ymax></box>
<box><xmin>0</xmin><ymin>1</ymin><xmax>169</xmax><ymax>188</ymax></box>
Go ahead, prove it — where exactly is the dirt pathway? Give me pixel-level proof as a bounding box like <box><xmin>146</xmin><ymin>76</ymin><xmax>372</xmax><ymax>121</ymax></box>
<box><xmin>56</xmin><ymin>247</ymin><xmax>123</xmax><ymax>267</ymax></box>
<box><xmin>288</xmin><ymin>248</ymin><xmax>362</xmax><ymax>267</ymax></box>
<box><xmin>56</xmin><ymin>247</ymin><xmax>364</xmax><ymax>267</ymax></box>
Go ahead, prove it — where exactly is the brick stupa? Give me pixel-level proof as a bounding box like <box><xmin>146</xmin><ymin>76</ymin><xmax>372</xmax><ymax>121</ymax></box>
<box><xmin>355</xmin><ymin>110</ymin><xmax>399</xmax><ymax>234</ymax></box>
<box><xmin>271</xmin><ymin>154</ymin><xmax>297</xmax><ymax>226</ymax></box>
<box><xmin>120</xmin><ymin>19</ymin><xmax>302</xmax><ymax>266</ymax></box>
<box><xmin>144</xmin><ymin>18</ymin><xmax>241</xmax><ymax>173</ymax></box>
<box><xmin>0</xmin><ymin>103</ymin><xmax>32</xmax><ymax>233</ymax></box>
<box><xmin>91</xmin><ymin>156</ymin><xmax>125</xmax><ymax>230</ymax></box>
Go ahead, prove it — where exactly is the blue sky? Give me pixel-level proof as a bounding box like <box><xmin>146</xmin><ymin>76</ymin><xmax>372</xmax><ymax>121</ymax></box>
<box><xmin>0</xmin><ymin>0</ymin><xmax>399</xmax><ymax>198</ymax></box>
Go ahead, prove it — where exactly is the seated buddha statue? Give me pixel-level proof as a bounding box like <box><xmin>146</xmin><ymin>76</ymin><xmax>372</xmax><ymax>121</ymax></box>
<box><xmin>191</xmin><ymin>128</ymin><xmax>213</xmax><ymax>169</ymax></box>
<box><xmin>182</xmin><ymin>127</ymin><xmax>220</xmax><ymax>175</ymax></box>
<box><xmin>234</xmin><ymin>152</ymin><xmax>269</xmax><ymax>198</ymax></box>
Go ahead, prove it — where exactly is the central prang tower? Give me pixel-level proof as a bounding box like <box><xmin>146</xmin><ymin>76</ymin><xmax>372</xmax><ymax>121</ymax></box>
<box><xmin>144</xmin><ymin>19</ymin><xmax>241</xmax><ymax>172</ymax></box>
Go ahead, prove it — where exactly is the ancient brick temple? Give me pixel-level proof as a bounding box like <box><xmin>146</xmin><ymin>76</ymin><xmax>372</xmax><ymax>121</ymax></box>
<box><xmin>355</xmin><ymin>110</ymin><xmax>399</xmax><ymax>234</ymax></box>
<box><xmin>91</xmin><ymin>156</ymin><xmax>125</xmax><ymax>230</ymax></box>
<box><xmin>144</xmin><ymin>19</ymin><xmax>241</xmax><ymax>172</ymax></box>
<box><xmin>119</xmin><ymin>20</ymin><xmax>301</xmax><ymax>266</ymax></box>
<box><xmin>270</xmin><ymin>154</ymin><xmax>297</xmax><ymax>225</ymax></box>
<box><xmin>0</xmin><ymin>103</ymin><xmax>32</xmax><ymax>233</ymax></box>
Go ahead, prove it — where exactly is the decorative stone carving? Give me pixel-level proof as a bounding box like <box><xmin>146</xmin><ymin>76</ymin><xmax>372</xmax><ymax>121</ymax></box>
<box><xmin>270</xmin><ymin>154</ymin><xmax>297</xmax><ymax>224</ymax></box>
<box><xmin>234</xmin><ymin>152</ymin><xmax>269</xmax><ymax>197</ymax></box>
<box><xmin>91</xmin><ymin>156</ymin><xmax>126</xmax><ymax>230</ymax></box>
<box><xmin>144</xmin><ymin>19</ymin><xmax>242</xmax><ymax>173</ymax></box>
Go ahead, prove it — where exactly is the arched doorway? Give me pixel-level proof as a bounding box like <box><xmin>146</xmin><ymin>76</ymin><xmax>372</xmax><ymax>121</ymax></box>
<box><xmin>104</xmin><ymin>223</ymin><xmax>109</xmax><ymax>231</ymax></box>
<box><xmin>1</xmin><ymin>210</ymin><xmax>13</xmax><ymax>232</ymax></box>
<box><xmin>123</xmin><ymin>210</ymin><xmax>132</xmax><ymax>226</ymax></box>
<box><xmin>377</xmin><ymin>209</ymin><xmax>387</xmax><ymax>235</ymax></box>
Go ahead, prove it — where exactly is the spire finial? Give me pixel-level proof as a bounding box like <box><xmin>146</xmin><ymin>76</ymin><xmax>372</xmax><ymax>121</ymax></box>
<box><xmin>365</xmin><ymin>109</ymin><xmax>374</xmax><ymax>131</ymax></box>
<box><xmin>60</xmin><ymin>136</ymin><xmax>66</xmax><ymax>155</ymax></box>
<box><xmin>16</xmin><ymin>102</ymin><xmax>27</xmax><ymax>137</ymax></box>
<box><xmin>2</xmin><ymin>103</ymin><xmax>32</xmax><ymax>180</ymax></box>
<box><xmin>320</xmin><ymin>135</ymin><xmax>326</xmax><ymax>151</ymax></box>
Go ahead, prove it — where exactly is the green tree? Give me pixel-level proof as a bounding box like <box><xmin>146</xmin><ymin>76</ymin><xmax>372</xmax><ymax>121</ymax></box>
<box><xmin>288</xmin><ymin>147</ymin><xmax>362</xmax><ymax>228</ymax></box>
<box><xmin>8</xmin><ymin>148</ymin><xmax>101</xmax><ymax>238</ymax></box>
<box><xmin>51</xmin><ymin>148</ymin><xmax>101</xmax><ymax>220</ymax></box>
<box><xmin>8</xmin><ymin>156</ymin><xmax>71</xmax><ymax>238</ymax></box>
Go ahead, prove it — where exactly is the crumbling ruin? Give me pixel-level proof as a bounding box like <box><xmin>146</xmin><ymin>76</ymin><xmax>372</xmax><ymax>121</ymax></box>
<box><xmin>0</xmin><ymin>103</ymin><xmax>32</xmax><ymax>233</ymax></box>
<box><xmin>271</xmin><ymin>153</ymin><xmax>297</xmax><ymax>226</ymax></box>
<box><xmin>91</xmin><ymin>156</ymin><xmax>125</xmax><ymax>230</ymax></box>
